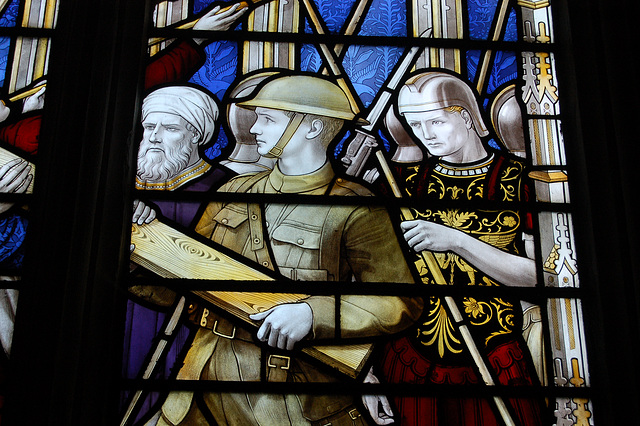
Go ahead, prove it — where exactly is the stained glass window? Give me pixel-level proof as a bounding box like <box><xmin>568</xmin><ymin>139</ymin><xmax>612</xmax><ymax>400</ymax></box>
<box><xmin>0</xmin><ymin>0</ymin><xmax>635</xmax><ymax>424</ymax></box>
<box><xmin>117</xmin><ymin>1</ymin><xmax>597</xmax><ymax>425</ymax></box>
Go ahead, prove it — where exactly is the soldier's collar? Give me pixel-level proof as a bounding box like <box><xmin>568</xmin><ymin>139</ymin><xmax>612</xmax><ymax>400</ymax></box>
<box><xmin>267</xmin><ymin>162</ymin><xmax>334</xmax><ymax>194</ymax></box>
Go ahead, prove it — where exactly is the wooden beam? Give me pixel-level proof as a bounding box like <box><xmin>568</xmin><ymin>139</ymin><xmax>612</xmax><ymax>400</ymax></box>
<box><xmin>131</xmin><ymin>220</ymin><xmax>372</xmax><ymax>378</ymax></box>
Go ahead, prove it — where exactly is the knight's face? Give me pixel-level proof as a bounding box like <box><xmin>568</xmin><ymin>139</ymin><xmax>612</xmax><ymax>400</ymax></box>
<box><xmin>250</xmin><ymin>107</ymin><xmax>291</xmax><ymax>157</ymax></box>
<box><xmin>404</xmin><ymin>109</ymin><xmax>472</xmax><ymax>162</ymax></box>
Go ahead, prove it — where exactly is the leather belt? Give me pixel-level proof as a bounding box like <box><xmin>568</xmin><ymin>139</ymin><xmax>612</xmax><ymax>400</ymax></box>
<box><xmin>266</xmin><ymin>353</ymin><xmax>291</xmax><ymax>382</ymax></box>
<box><xmin>189</xmin><ymin>305</ymin><xmax>296</xmax><ymax>383</ymax></box>
<box><xmin>310</xmin><ymin>405</ymin><xmax>363</xmax><ymax>426</ymax></box>
<box><xmin>188</xmin><ymin>304</ymin><xmax>254</xmax><ymax>342</ymax></box>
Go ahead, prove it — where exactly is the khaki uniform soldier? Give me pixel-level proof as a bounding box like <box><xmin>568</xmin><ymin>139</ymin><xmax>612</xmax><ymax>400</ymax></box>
<box><xmin>150</xmin><ymin>74</ymin><xmax>423</xmax><ymax>426</ymax></box>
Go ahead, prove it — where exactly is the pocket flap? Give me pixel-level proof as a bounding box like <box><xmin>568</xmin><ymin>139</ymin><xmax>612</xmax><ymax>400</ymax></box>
<box><xmin>212</xmin><ymin>203</ymin><xmax>248</xmax><ymax>228</ymax></box>
<box><xmin>271</xmin><ymin>223</ymin><xmax>321</xmax><ymax>249</ymax></box>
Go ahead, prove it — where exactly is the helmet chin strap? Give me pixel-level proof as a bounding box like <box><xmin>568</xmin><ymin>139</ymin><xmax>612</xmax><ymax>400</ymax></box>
<box><xmin>264</xmin><ymin>113</ymin><xmax>306</xmax><ymax>159</ymax></box>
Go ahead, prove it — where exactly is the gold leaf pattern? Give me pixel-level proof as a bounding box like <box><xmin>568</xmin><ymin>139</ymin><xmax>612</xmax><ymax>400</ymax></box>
<box><xmin>417</xmin><ymin>297</ymin><xmax>463</xmax><ymax>356</ymax></box>
<box><xmin>402</xmin><ymin>157</ymin><xmax>527</xmax><ymax>357</ymax></box>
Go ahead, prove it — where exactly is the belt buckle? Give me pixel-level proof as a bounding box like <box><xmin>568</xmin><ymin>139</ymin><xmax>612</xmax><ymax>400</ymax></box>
<box><xmin>212</xmin><ymin>320</ymin><xmax>236</xmax><ymax>339</ymax></box>
<box><xmin>267</xmin><ymin>354</ymin><xmax>290</xmax><ymax>370</ymax></box>
<box><xmin>348</xmin><ymin>408</ymin><xmax>360</xmax><ymax>420</ymax></box>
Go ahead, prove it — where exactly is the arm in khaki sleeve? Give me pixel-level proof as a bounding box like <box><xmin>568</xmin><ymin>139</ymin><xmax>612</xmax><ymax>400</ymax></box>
<box><xmin>194</xmin><ymin>199</ymin><xmax>225</xmax><ymax>238</ymax></box>
<box><xmin>306</xmin><ymin>206</ymin><xmax>423</xmax><ymax>340</ymax></box>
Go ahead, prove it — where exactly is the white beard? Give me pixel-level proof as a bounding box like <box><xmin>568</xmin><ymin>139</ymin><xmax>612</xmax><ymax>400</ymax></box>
<box><xmin>136</xmin><ymin>140</ymin><xmax>194</xmax><ymax>183</ymax></box>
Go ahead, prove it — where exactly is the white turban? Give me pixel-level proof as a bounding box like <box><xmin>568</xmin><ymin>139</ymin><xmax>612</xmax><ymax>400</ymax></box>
<box><xmin>142</xmin><ymin>86</ymin><xmax>219</xmax><ymax>145</ymax></box>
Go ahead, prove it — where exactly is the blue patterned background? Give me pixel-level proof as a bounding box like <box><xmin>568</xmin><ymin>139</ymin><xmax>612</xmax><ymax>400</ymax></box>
<box><xmin>186</xmin><ymin>0</ymin><xmax>519</xmax><ymax>159</ymax></box>
<box><xmin>0</xmin><ymin>0</ymin><xmax>20</xmax><ymax>89</ymax></box>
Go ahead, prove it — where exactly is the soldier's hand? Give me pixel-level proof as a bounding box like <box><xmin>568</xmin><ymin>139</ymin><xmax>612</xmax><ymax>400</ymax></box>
<box><xmin>250</xmin><ymin>303</ymin><xmax>313</xmax><ymax>351</ymax></box>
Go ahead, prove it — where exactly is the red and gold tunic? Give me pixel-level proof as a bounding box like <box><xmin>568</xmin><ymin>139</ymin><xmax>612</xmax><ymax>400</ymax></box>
<box><xmin>401</xmin><ymin>152</ymin><xmax>533</xmax><ymax>364</ymax></box>
<box><xmin>380</xmin><ymin>151</ymin><xmax>543</xmax><ymax>426</ymax></box>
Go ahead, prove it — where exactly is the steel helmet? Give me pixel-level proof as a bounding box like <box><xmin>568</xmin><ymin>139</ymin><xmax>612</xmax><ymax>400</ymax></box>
<box><xmin>236</xmin><ymin>74</ymin><xmax>360</xmax><ymax>121</ymax></box>
<box><xmin>398</xmin><ymin>71</ymin><xmax>490</xmax><ymax>137</ymax></box>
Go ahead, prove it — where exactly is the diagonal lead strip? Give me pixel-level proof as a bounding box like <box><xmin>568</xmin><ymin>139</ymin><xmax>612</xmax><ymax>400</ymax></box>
<box><xmin>474</xmin><ymin>0</ymin><xmax>515</xmax><ymax>93</ymax></box>
<box><xmin>319</xmin><ymin>0</ymin><xmax>374</xmax><ymax>75</ymax></box>
<box><xmin>298</xmin><ymin>0</ymin><xmax>365</xmax><ymax>115</ymax></box>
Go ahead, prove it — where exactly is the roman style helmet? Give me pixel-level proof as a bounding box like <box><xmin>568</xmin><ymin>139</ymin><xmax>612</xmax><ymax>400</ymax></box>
<box><xmin>490</xmin><ymin>84</ymin><xmax>526</xmax><ymax>157</ymax></box>
<box><xmin>225</xmin><ymin>71</ymin><xmax>281</xmax><ymax>164</ymax></box>
<box><xmin>236</xmin><ymin>74</ymin><xmax>363</xmax><ymax>158</ymax></box>
<box><xmin>398</xmin><ymin>71</ymin><xmax>490</xmax><ymax>137</ymax></box>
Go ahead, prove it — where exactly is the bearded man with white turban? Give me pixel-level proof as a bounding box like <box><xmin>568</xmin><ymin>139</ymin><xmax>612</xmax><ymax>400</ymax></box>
<box><xmin>136</xmin><ymin>85</ymin><xmax>218</xmax><ymax>189</ymax></box>
<box><xmin>133</xmin><ymin>85</ymin><xmax>234</xmax><ymax>229</ymax></box>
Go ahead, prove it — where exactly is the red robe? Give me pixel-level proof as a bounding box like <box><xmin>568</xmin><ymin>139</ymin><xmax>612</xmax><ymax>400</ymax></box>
<box><xmin>379</xmin><ymin>152</ymin><xmax>545</xmax><ymax>425</ymax></box>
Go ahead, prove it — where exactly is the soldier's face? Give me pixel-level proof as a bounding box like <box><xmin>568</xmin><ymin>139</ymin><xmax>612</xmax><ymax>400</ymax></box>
<box><xmin>250</xmin><ymin>107</ymin><xmax>291</xmax><ymax>156</ymax></box>
<box><xmin>404</xmin><ymin>109</ymin><xmax>472</xmax><ymax>162</ymax></box>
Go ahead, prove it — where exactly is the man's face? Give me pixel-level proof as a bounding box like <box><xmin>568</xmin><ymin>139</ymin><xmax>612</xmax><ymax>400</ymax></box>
<box><xmin>250</xmin><ymin>107</ymin><xmax>291</xmax><ymax>157</ymax></box>
<box><xmin>404</xmin><ymin>109</ymin><xmax>472</xmax><ymax>162</ymax></box>
<box><xmin>137</xmin><ymin>112</ymin><xmax>198</xmax><ymax>182</ymax></box>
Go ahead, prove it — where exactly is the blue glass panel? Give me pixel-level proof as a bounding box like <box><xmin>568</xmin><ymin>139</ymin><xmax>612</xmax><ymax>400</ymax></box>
<box><xmin>466</xmin><ymin>49</ymin><xmax>481</xmax><ymax>83</ymax></box>
<box><xmin>301</xmin><ymin>43</ymin><xmax>405</xmax><ymax>110</ymax></box>
<box><xmin>466</xmin><ymin>50</ymin><xmax>518</xmax><ymax>95</ymax></box>
<box><xmin>504</xmin><ymin>8</ymin><xmax>518</xmax><ymax>42</ymax></box>
<box><xmin>0</xmin><ymin>37</ymin><xmax>10</xmax><ymax>88</ymax></box>
<box><xmin>301</xmin><ymin>43</ymin><xmax>322</xmax><ymax>72</ymax></box>
<box><xmin>359</xmin><ymin>0</ymin><xmax>406</xmax><ymax>37</ymax></box>
<box><xmin>343</xmin><ymin>45</ymin><xmax>404</xmax><ymax>108</ymax></box>
<box><xmin>189</xmin><ymin>41</ymin><xmax>238</xmax><ymax>161</ymax></box>
<box><xmin>204</xmin><ymin>127</ymin><xmax>228</xmax><ymax>161</ymax></box>
<box><xmin>193</xmin><ymin>0</ymin><xmax>215</xmax><ymax>14</ymax></box>
<box><xmin>468</xmin><ymin>0</ymin><xmax>498</xmax><ymax>40</ymax></box>
<box><xmin>0</xmin><ymin>0</ymin><xmax>20</xmax><ymax>28</ymax></box>
<box><xmin>486</xmin><ymin>50</ymin><xmax>518</xmax><ymax>94</ymax></box>
<box><xmin>312</xmin><ymin>0</ymin><xmax>357</xmax><ymax>34</ymax></box>
<box><xmin>468</xmin><ymin>1</ymin><xmax>518</xmax><ymax>41</ymax></box>
<box><xmin>189</xmin><ymin>41</ymin><xmax>238</xmax><ymax>100</ymax></box>
<box><xmin>0</xmin><ymin>213</ymin><xmax>27</xmax><ymax>271</ymax></box>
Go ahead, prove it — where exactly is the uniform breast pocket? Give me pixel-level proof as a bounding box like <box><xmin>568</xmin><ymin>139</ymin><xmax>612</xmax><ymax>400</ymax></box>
<box><xmin>210</xmin><ymin>203</ymin><xmax>251</xmax><ymax>246</ymax></box>
<box><xmin>271</xmin><ymin>222</ymin><xmax>328</xmax><ymax>280</ymax></box>
<box><xmin>212</xmin><ymin>204</ymin><xmax>249</xmax><ymax>229</ymax></box>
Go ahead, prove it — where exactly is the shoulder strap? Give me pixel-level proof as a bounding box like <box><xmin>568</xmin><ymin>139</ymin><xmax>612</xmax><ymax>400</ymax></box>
<box><xmin>318</xmin><ymin>204</ymin><xmax>348</xmax><ymax>281</ymax></box>
<box><xmin>414</xmin><ymin>161</ymin><xmax>434</xmax><ymax>198</ymax></box>
<box><xmin>485</xmin><ymin>153</ymin><xmax>507</xmax><ymax>201</ymax></box>
<box><xmin>231</xmin><ymin>170</ymin><xmax>272</xmax><ymax>193</ymax></box>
